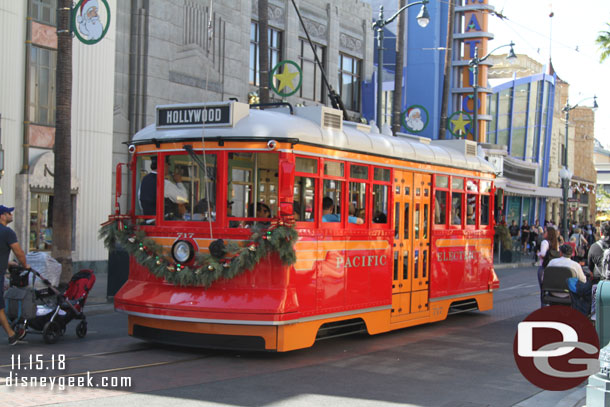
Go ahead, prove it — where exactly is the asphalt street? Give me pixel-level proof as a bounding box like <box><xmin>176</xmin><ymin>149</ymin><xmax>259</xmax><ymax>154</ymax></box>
<box><xmin>0</xmin><ymin>266</ymin><xmax>592</xmax><ymax>407</ymax></box>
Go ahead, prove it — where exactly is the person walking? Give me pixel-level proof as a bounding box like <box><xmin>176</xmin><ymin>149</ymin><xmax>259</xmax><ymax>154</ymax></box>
<box><xmin>537</xmin><ymin>227</ymin><xmax>560</xmax><ymax>307</ymax></box>
<box><xmin>0</xmin><ymin>205</ymin><xmax>30</xmax><ymax>345</ymax></box>
<box><xmin>588</xmin><ymin>222</ymin><xmax>610</xmax><ymax>320</ymax></box>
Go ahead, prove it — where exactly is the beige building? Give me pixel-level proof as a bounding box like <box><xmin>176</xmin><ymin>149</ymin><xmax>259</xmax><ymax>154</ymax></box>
<box><xmin>0</xmin><ymin>1</ymin><xmax>117</xmax><ymax>272</ymax></box>
<box><xmin>571</xmin><ymin>106</ymin><xmax>597</xmax><ymax>223</ymax></box>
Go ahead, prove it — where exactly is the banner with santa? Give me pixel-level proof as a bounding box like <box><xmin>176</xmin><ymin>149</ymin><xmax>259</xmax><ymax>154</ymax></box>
<box><xmin>72</xmin><ymin>0</ymin><xmax>111</xmax><ymax>45</ymax></box>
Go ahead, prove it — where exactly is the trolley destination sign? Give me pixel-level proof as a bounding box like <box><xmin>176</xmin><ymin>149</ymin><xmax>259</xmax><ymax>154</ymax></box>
<box><xmin>156</xmin><ymin>103</ymin><xmax>232</xmax><ymax>129</ymax></box>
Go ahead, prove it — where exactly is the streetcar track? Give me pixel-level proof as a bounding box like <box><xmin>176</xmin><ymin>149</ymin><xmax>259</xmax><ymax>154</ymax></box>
<box><xmin>51</xmin><ymin>354</ymin><xmax>213</xmax><ymax>379</ymax></box>
<box><xmin>0</xmin><ymin>353</ymin><xmax>213</xmax><ymax>385</ymax></box>
<box><xmin>0</xmin><ymin>344</ymin><xmax>197</xmax><ymax>369</ymax></box>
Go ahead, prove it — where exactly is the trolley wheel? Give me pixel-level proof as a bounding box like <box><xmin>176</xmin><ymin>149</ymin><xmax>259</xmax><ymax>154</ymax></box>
<box><xmin>76</xmin><ymin>321</ymin><xmax>87</xmax><ymax>338</ymax></box>
<box><xmin>43</xmin><ymin>321</ymin><xmax>61</xmax><ymax>344</ymax></box>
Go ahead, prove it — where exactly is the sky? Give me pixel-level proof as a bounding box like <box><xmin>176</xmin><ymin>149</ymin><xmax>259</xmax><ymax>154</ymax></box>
<box><xmin>487</xmin><ymin>0</ymin><xmax>610</xmax><ymax>147</ymax></box>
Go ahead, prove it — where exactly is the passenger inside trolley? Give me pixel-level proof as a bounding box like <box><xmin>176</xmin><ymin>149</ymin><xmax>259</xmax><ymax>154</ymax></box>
<box><xmin>164</xmin><ymin>160</ymin><xmax>189</xmax><ymax>220</ymax></box>
<box><xmin>139</xmin><ymin>156</ymin><xmax>157</xmax><ymax>216</ymax></box>
<box><xmin>322</xmin><ymin>197</ymin><xmax>340</xmax><ymax>222</ymax></box>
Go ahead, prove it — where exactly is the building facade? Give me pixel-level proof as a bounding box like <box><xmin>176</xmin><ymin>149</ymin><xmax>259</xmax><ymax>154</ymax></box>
<box><xmin>0</xmin><ymin>1</ymin><xmax>116</xmax><ymax>271</ymax></box>
<box><xmin>113</xmin><ymin>0</ymin><xmax>374</xmax><ymax>212</ymax></box>
<box><xmin>484</xmin><ymin>67</ymin><xmax>560</xmax><ymax>225</ymax></box>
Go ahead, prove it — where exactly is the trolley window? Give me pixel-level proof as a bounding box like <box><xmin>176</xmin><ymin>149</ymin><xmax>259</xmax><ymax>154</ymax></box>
<box><xmin>294</xmin><ymin>156</ymin><xmax>318</xmax><ymax>224</ymax></box>
<box><xmin>466</xmin><ymin>180</ymin><xmax>478</xmax><ymax>226</ymax></box>
<box><xmin>322</xmin><ymin>160</ymin><xmax>344</xmax><ymax>224</ymax></box>
<box><xmin>293</xmin><ymin>176</ymin><xmax>316</xmax><ymax>222</ymax></box>
<box><xmin>372</xmin><ymin>167</ymin><xmax>390</xmax><ymax>224</ymax></box>
<box><xmin>228</xmin><ymin>152</ymin><xmax>278</xmax><ymax>227</ymax></box>
<box><xmin>296</xmin><ymin>156</ymin><xmax>317</xmax><ymax>174</ymax></box>
<box><xmin>480</xmin><ymin>180</ymin><xmax>491</xmax><ymax>226</ymax></box>
<box><xmin>136</xmin><ymin>154</ymin><xmax>158</xmax><ymax>217</ymax></box>
<box><xmin>162</xmin><ymin>153</ymin><xmax>217</xmax><ymax>222</ymax></box>
<box><xmin>347</xmin><ymin>164</ymin><xmax>367</xmax><ymax>225</ymax></box>
<box><xmin>434</xmin><ymin>175</ymin><xmax>448</xmax><ymax>226</ymax></box>
<box><xmin>451</xmin><ymin>177</ymin><xmax>464</xmax><ymax>227</ymax></box>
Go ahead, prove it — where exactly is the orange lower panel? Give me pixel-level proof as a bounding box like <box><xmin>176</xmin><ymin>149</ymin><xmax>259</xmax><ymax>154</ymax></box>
<box><xmin>126</xmin><ymin>292</ymin><xmax>493</xmax><ymax>351</ymax></box>
<box><xmin>128</xmin><ymin>315</ymin><xmax>279</xmax><ymax>350</ymax></box>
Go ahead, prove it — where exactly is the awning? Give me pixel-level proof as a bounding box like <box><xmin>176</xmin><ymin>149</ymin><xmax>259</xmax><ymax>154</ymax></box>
<box><xmin>494</xmin><ymin>178</ymin><xmax>563</xmax><ymax>198</ymax></box>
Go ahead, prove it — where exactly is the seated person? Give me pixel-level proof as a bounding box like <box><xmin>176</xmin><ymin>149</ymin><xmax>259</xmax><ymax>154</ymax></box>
<box><xmin>322</xmin><ymin>197</ymin><xmax>340</xmax><ymax>222</ymax></box>
<box><xmin>243</xmin><ymin>202</ymin><xmax>271</xmax><ymax>227</ymax></box>
<box><xmin>348</xmin><ymin>203</ymin><xmax>364</xmax><ymax>224</ymax></box>
<box><xmin>227</xmin><ymin>201</ymin><xmax>241</xmax><ymax>228</ymax></box>
<box><xmin>451</xmin><ymin>207</ymin><xmax>461</xmax><ymax>225</ymax></box>
<box><xmin>466</xmin><ymin>205</ymin><xmax>475</xmax><ymax>225</ymax></box>
<box><xmin>192</xmin><ymin>199</ymin><xmax>215</xmax><ymax>221</ymax></box>
<box><xmin>545</xmin><ymin>244</ymin><xmax>589</xmax><ymax>298</ymax></box>
<box><xmin>373</xmin><ymin>211</ymin><xmax>387</xmax><ymax>224</ymax></box>
<box><xmin>248</xmin><ymin>202</ymin><xmax>271</xmax><ymax>218</ymax></box>
<box><xmin>164</xmin><ymin>164</ymin><xmax>189</xmax><ymax>219</ymax></box>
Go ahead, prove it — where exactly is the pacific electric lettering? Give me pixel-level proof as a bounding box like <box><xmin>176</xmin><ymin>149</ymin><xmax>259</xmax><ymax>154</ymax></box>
<box><xmin>336</xmin><ymin>254</ymin><xmax>387</xmax><ymax>269</ymax></box>
<box><xmin>165</xmin><ymin>108</ymin><xmax>223</xmax><ymax>125</ymax></box>
<box><xmin>436</xmin><ymin>250</ymin><xmax>476</xmax><ymax>262</ymax></box>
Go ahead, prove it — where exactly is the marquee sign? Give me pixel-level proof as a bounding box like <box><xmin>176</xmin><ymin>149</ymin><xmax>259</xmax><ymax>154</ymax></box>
<box><xmin>457</xmin><ymin>0</ymin><xmax>491</xmax><ymax>141</ymax></box>
<box><xmin>156</xmin><ymin>103</ymin><xmax>232</xmax><ymax>129</ymax></box>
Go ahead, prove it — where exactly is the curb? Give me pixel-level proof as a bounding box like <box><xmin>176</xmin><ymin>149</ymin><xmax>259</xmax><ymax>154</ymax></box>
<box><xmin>494</xmin><ymin>262</ymin><xmax>537</xmax><ymax>270</ymax></box>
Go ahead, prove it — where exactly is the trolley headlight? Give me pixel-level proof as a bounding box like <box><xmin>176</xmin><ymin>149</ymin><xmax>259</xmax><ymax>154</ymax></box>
<box><xmin>172</xmin><ymin>240</ymin><xmax>194</xmax><ymax>263</ymax></box>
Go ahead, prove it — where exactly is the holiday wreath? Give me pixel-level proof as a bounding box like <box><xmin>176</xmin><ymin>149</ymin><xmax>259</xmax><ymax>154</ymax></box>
<box><xmin>99</xmin><ymin>217</ymin><xmax>298</xmax><ymax>287</ymax></box>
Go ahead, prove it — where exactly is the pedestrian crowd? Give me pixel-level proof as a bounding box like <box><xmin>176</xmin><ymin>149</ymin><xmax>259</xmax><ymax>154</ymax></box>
<box><xmin>536</xmin><ymin>217</ymin><xmax>610</xmax><ymax>319</ymax></box>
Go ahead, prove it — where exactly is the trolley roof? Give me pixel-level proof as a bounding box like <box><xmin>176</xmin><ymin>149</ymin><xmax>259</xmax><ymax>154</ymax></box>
<box><xmin>132</xmin><ymin>101</ymin><xmax>495</xmax><ymax>174</ymax></box>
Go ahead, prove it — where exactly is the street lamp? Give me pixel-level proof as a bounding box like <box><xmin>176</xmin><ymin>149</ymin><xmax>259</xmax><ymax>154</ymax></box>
<box><xmin>468</xmin><ymin>42</ymin><xmax>517</xmax><ymax>143</ymax></box>
<box><xmin>372</xmin><ymin>0</ymin><xmax>430</xmax><ymax>127</ymax></box>
<box><xmin>560</xmin><ymin>95</ymin><xmax>598</xmax><ymax>239</ymax></box>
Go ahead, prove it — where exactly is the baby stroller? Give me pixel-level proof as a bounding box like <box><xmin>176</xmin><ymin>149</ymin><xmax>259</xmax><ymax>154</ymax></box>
<box><xmin>5</xmin><ymin>266</ymin><xmax>96</xmax><ymax>344</ymax></box>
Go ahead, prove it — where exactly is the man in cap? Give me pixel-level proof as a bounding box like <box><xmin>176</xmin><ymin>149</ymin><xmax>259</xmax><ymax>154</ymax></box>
<box><xmin>0</xmin><ymin>205</ymin><xmax>30</xmax><ymax>345</ymax></box>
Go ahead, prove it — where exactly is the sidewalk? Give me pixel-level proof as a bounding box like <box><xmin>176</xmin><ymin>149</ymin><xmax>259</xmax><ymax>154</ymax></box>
<box><xmin>84</xmin><ymin>269</ymin><xmax>115</xmax><ymax>315</ymax></box>
<box><xmin>513</xmin><ymin>386</ymin><xmax>586</xmax><ymax>407</ymax></box>
<box><xmin>495</xmin><ymin>261</ymin><xmax>537</xmax><ymax>270</ymax></box>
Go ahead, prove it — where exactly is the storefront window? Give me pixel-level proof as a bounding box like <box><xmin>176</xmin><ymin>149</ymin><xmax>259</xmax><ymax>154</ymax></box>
<box><xmin>29</xmin><ymin>192</ymin><xmax>76</xmax><ymax>251</ymax></box>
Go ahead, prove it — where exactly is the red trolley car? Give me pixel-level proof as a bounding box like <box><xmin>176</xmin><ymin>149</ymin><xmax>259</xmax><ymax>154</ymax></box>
<box><xmin>112</xmin><ymin>101</ymin><xmax>499</xmax><ymax>351</ymax></box>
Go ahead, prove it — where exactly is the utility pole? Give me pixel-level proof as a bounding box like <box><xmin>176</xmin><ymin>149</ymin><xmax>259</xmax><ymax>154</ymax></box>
<box><xmin>258</xmin><ymin>0</ymin><xmax>270</xmax><ymax>104</ymax></box>
<box><xmin>438</xmin><ymin>0</ymin><xmax>455</xmax><ymax>140</ymax></box>
<box><xmin>53</xmin><ymin>0</ymin><xmax>73</xmax><ymax>283</ymax></box>
<box><xmin>392</xmin><ymin>0</ymin><xmax>406</xmax><ymax>134</ymax></box>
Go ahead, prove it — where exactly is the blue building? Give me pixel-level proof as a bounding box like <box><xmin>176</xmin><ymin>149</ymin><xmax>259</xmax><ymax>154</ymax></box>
<box><xmin>362</xmin><ymin>0</ymin><xmax>564</xmax><ymax>228</ymax></box>
<box><xmin>485</xmin><ymin>68</ymin><xmax>561</xmax><ymax>226</ymax></box>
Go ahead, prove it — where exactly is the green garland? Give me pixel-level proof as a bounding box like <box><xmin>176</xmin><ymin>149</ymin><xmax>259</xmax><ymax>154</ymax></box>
<box><xmin>99</xmin><ymin>218</ymin><xmax>298</xmax><ymax>287</ymax></box>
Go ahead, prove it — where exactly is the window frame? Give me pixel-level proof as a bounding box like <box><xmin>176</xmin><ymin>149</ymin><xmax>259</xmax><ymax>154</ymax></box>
<box><xmin>30</xmin><ymin>0</ymin><xmax>57</xmax><ymax>26</ymax></box>
<box><xmin>433</xmin><ymin>175</ymin><xmax>449</xmax><ymax>228</ymax></box>
<box><xmin>293</xmin><ymin>155</ymin><xmax>319</xmax><ymax>228</ymax></box>
<box><xmin>346</xmin><ymin>163</ymin><xmax>369</xmax><ymax>228</ymax></box>
<box><xmin>449</xmin><ymin>176</ymin><xmax>465</xmax><ymax>229</ymax></box>
<box><xmin>249</xmin><ymin>21</ymin><xmax>283</xmax><ymax>86</ymax></box>
<box><xmin>28</xmin><ymin>45</ymin><xmax>57</xmax><ymax>126</ymax></box>
<box><xmin>370</xmin><ymin>166</ymin><xmax>392</xmax><ymax>229</ymax></box>
<box><xmin>298</xmin><ymin>38</ymin><xmax>326</xmax><ymax>103</ymax></box>
<box><xmin>338</xmin><ymin>53</ymin><xmax>362</xmax><ymax>112</ymax></box>
<box><xmin>465</xmin><ymin>179</ymin><xmax>479</xmax><ymax>229</ymax></box>
<box><xmin>320</xmin><ymin>158</ymin><xmax>346</xmax><ymax>228</ymax></box>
